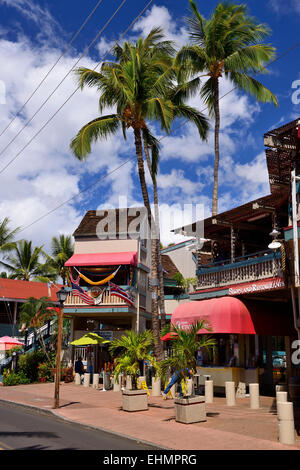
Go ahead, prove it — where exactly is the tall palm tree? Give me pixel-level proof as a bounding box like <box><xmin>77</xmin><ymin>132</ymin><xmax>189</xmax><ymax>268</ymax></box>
<box><xmin>177</xmin><ymin>0</ymin><xmax>278</xmax><ymax>216</ymax></box>
<box><xmin>0</xmin><ymin>217</ymin><xmax>20</xmax><ymax>249</ymax></box>
<box><xmin>49</xmin><ymin>234</ymin><xmax>74</xmax><ymax>285</ymax></box>
<box><xmin>0</xmin><ymin>240</ymin><xmax>57</xmax><ymax>282</ymax></box>
<box><xmin>70</xmin><ymin>28</ymin><xmax>209</xmax><ymax>360</ymax></box>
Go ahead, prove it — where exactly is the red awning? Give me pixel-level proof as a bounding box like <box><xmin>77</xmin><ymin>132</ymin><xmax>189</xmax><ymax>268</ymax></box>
<box><xmin>65</xmin><ymin>252</ymin><xmax>138</xmax><ymax>267</ymax></box>
<box><xmin>170</xmin><ymin>297</ymin><xmax>295</xmax><ymax>336</ymax></box>
<box><xmin>171</xmin><ymin>297</ymin><xmax>256</xmax><ymax>335</ymax></box>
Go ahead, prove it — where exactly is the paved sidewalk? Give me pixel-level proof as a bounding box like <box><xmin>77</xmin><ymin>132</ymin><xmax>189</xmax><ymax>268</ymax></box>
<box><xmin>0</xmin><ymin>382</ymin><xmax>300</xmax><ymax>450</ymax></box>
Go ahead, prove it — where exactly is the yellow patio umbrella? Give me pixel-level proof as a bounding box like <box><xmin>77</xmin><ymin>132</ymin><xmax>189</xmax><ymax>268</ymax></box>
<box><xmin>70</xmin><ymin>333</ymin><xmax>110</xmax><ymax>346</ymax></box>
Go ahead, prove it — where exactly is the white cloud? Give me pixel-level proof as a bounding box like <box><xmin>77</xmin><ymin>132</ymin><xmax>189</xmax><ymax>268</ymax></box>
<box><xmin>132</xmin><ymin>5</ymin><xmax>188</xmax><ymax>48</ymax></box>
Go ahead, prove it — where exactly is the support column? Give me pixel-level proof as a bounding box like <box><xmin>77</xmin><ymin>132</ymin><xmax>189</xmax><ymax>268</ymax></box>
<box><xmin>13</xmin><ymin>302</ymin><xmax>17</xmax><ymax>337</ymax></box>
<box><xmin>231</xmin><ymin>226</ymin><xmax>236</xmax><ymax>264</ymax></box>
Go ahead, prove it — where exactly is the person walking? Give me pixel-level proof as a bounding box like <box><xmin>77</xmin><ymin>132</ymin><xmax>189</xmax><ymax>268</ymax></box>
<box><xmin>162</xmin><ymin>368</ymin><xmax>193</xmax><ymax>399</ymax></box>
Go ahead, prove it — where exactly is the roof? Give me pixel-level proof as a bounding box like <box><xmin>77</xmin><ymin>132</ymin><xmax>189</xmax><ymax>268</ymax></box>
<box><xmin>161</xmin><ymin>254</ymin><xmax>179</xmax><ymax>279</ymax></box>
<box><xmin>0</xmin><ymin>278</ymin><xmax>61</xmax><ymax>302</ymax></box>
<box><xmin>73</xmin><ymin>208</ymin><xmax>152</xmax><ymax>238</ymax></box>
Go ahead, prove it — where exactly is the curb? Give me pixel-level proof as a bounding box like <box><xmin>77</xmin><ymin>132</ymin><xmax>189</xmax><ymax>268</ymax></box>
<box><xmin>0</xmin><ymin>398</ymin><xmax>168</xmax><ymax>450</ymax></box>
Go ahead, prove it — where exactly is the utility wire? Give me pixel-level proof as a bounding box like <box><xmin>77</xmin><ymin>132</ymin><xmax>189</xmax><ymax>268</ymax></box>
<box><xmin>0</xmin><ymin>0</ymin><xmax>127</xmax><ymax>165</ymax></box>
<box><xmin>15</xmin><ymin>25</ymin><xmax>300</xmax><ymax>235</ymax></box>
<box><xmin>0</xmin><ymin>0</ymin><xmax>105</xmax><ymax>139</ymax></box>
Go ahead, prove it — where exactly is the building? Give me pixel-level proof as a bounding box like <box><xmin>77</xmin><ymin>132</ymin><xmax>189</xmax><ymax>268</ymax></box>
<box><xmin>0</xmin><ymin>278</ymin><xmax>60</xmax><ymax>338</ymax></box>
<box><xmin>170</xmin><ymin>118</ymin><xmax>300</xmax><ymax>394</ymax></box>
<box><xmin>63</xmin><ymin>207</ymin><xmax>154</xmax><ymax>368</ymax></box>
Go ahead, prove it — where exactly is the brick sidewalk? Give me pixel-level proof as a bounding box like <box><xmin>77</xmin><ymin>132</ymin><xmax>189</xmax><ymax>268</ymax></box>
<box><xmin>1</xmin><ymin>382</ymin><xmax>300</xmax><ymax>450</ymax></box>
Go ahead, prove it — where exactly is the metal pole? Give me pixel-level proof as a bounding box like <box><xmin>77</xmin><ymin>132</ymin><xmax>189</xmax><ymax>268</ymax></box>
<box><xmin>54</xmin><ymin>303</ymin><xmax>63</xmax><ymax>409</ymax></box>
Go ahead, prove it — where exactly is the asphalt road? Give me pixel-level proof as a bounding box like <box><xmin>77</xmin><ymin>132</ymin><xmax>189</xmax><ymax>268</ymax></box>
<box><xmin>0</xmin><ymin>402</ymin><xmax>159</xmax><ymax>450</ymax></box>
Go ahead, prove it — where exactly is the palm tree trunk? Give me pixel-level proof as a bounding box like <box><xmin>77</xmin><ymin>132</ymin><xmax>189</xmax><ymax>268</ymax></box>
<box><xmin>133</xmin><ymin>128</ymin><xmax>162</xmax><ymax>361</ymax></box>
<box><xmin>212</xmin><ymin>78</ymin><xmax>220</xmax><ymax>217</ymax></box>
<box><xmin>142</xmin><ymin>137</ymin><xmax>166</xmax><ymax>330</ymax></box>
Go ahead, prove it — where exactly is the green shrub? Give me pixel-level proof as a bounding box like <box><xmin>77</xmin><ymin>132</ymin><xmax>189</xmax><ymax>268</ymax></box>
<box><xmin>38</xmin><ymin>362</ymin><xmax>54</xmax><ymax>382</ymax></box>
<box><xmin>18</xmin><ymin>350</ymin><xmax>45</xmax><ymax>382</ymax></box>
<box><xmin>2</xmin><ymin>370</ymin><xmax>30</xmax><ymax>386</ymax></box>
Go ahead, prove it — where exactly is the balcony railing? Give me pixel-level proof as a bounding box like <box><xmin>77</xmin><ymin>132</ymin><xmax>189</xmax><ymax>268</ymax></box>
<box><xmin>196</xmin><ymin>250</ymin><xmax>282</xmax><ymax>290</ymax></box>
<box><xmin>64</xmin><ymin>288</ymin><xmax>129</xmax><ymax>307</ymax></box>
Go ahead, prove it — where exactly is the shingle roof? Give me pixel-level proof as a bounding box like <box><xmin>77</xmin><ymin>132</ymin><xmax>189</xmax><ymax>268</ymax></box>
<box><xmin>0</xmin><ymin>278</ymin><xmax>61</xmax><ymax>302</ymax></box>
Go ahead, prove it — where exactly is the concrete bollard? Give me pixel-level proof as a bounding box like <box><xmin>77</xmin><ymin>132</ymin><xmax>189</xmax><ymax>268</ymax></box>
<box><xmin>83</xmin><ymin>373</ymin><xmax>90</xmax><ymax>387</ymax></box>
<box><xmin>249</xmin><ymin>383</ymin><xmax>260</xmax><ymax>409</ymax></box>
<box><xmin>277</xmin><ymin>401</ymin><xmax>295</xmax><ymax>445</ymax></box>
<box><xmin>126</xmin><ymin>375</ymin><xmax>132</xmax><ymax>390</ymax></box>
<box><xmin>92</xmin><ymin>373</ymin><xmax>99</xmax><ymax>389</ymax></box>
<box><xmin>151</xmin><ymin>377</ymin><xmax>161</xmax><ymax>396</ymax></box>
<box><xmin>276</xmin><ymin>391</ymin><xmax>288</xmax><ymax>406</ymax></box>
<box><xmin>205</xmin><ymin>380</ymin><xmax>214</xmax><ymax>403</ymax></box>
<box><xmin>75</xmin><ymin>373</ymin><xmax>81</xmax><ymax>385</ymax></box>
<box><xmin>225</xmin><ymin>381</ymin><xmax>236</xmax><ymax>406</ymax></box>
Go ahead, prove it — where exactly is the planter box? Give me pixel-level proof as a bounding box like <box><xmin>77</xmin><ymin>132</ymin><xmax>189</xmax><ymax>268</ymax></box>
<box><xmin>122</xmin><ymin>389</ymin><xmax>148</xmax><ymax>412</ymax></box>
<box><xmin>174</xmin><ymin>396</ymin><xmax>206</xmax><ymax>424</ymax></box>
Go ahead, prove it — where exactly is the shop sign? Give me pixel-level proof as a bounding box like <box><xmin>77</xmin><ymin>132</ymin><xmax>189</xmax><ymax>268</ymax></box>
<box><xmin>228</xmin><ymin>277</ymin><xmax>285</xmax><ymax>296</ymax></box>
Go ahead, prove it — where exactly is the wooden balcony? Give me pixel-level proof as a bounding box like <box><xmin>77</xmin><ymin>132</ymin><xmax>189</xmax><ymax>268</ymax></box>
<box><xmin>196</xmin><ymin>250</ymin><xmax>282</xmax><ymax>290</ymax></box>
<box><xmin>65</xmin><ymin>289</ymin><xmax>129</xmax><ymax>307</ymax></box>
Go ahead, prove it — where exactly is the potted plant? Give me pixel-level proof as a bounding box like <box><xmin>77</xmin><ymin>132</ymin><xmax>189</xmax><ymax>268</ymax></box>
<box><xmin>109</xmin><ymin>330</ymin><xmax>154</xmax><ymax>412</ymax></box>
<box><xmin>160</xmin><ymin>320</ymin><xmax>215</xmax><ymax>424</ymax></box>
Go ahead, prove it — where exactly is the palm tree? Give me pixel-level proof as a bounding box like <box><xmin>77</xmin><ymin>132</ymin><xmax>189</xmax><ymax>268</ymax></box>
<box><xmin>109</xmin><ymin>329</ymin><xmax>154</xmax><ymax>389</ymax></box>
<box><xmin>159</xmin><ymin>320</ymin><xmax>216</xmax><ymax>388</ymax></box>
<box><xmin>0</xmin><ymin>217</ymin><xmax>20</xmax><ymax>249</ymax></box>
<box><xmin>70</xmin><ymin>28</ymin><xmax>209</xmax><ymax>360</ymax></box>
<box><xmin>0</xmin><ymin>240</ymin><xmax>57</xmax><ymax>282</ymax></box>
<box><xmin>49</xmin><ymin>235</ymin><xmax>74</xmax><ymax>285</ymax></box>
<box><xmin>177</xmin><ymin>0</ymin><xmax>278</xmax><ymax>216</ymax></box>
<box><xmin>19</xmin><ymin>296</ymin><xmax>57</xmax><ymax>365</ymax></box>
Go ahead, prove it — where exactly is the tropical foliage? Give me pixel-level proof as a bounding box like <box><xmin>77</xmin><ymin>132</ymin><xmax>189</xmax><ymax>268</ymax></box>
<box><xmin>19</xmin><ymin>296</ymin><xmax>57</xmax><ymax>365</ymax></box>
<box><xmin>109</xmin><ymin>329</ymin><xmax>154</xmax><ymax>388</ymax></box>
<box><xmin>177</xmin><ymin>0</ymin><xmax>277</xmax><ymax>216</ymax></box>
<box><xmin>48</xmin><ymin>234</ymin><xmax>74</xmax><ymax>285</ymax></box>
<box><xmin>0</xmin><ymin>217</ymin><xmax>20</xmax><ymax>250</ymax></box>
<box><xmin>0</xmin><ymin>240</ymin><xmax>57</xmax><ymax>282</ymax></box>
<box><xmin>159</xmin><ymin>320</ymin><xmax>216</xmax><ymax>385</ymax></box>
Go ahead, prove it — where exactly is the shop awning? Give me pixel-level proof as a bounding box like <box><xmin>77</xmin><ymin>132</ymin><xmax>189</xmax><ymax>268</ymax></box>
<box><xmin>170</xmin><ymin>297</ymin><xmax>295</xmax><ymax>336</ymax></box>
<box><xmin>65</xmin><ymin>252</ymin><xmax>138</xmax><ymax>267</ymax></box>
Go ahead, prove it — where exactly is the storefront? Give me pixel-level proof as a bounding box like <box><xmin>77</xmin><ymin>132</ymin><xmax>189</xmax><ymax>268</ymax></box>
<box><xmin>167</xmin><ymin>296</ymin><xmax>296</xmax><ymax>393</ymax></box>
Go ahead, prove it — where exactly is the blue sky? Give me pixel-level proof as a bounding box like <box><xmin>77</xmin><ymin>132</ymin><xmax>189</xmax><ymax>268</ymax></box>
<box><xmin>0</xmin><ymin>0</ymin><xmax>299</xmax><ymax>247</ymax></box>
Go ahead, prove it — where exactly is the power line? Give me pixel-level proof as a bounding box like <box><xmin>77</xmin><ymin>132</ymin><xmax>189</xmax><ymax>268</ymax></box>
<box><xmin>0</xmin><ymin>0</ymin><xmax>155</xmax><ymax>177</ymax></box>
<box><xmin>15</xmin><ymin>28</ymin><xmax>300</xmax><ymax>235</ymax></box>
<box><xmin>0</xmin><ymin>0</ymin><xmax>127</xmax><ymax>164</ymax></box>
<box><xmin>0</xmin><ymin>0</ymin><xmax>105</xmax><ymax>139</ymax></box>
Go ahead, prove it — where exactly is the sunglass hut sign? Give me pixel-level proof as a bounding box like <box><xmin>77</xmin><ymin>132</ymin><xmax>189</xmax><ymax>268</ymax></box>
<box><xmin>228</xmin><ymin>277</ymin><xmax>285</xmax><ymax>296</ymax></box>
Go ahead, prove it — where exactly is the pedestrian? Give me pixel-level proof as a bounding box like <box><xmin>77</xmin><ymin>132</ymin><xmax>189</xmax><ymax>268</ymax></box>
<box><xmin>75</xmin><ymin>356</ymin><xmax>84</xmax><ymax>384</ymax></box>
<box><xmin>162</xmin><ymin>368</ymin><xmax>193</xmax><ymax>399</ymax></box>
